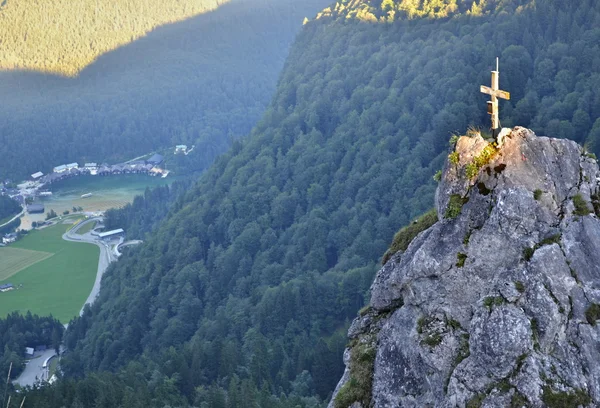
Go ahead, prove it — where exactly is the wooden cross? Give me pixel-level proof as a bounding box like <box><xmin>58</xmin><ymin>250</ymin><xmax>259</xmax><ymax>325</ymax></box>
<box><xmin>481</xmin><ymin>58</ymin><xmax>510</xmax><ymax>139</ymax></box>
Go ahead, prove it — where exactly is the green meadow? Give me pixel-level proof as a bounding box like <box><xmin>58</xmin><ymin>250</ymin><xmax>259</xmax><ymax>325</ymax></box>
<box><xmin>0</xmin><ymin>224</ymin><xmax>99</xmax><ymax>323</ymax></box>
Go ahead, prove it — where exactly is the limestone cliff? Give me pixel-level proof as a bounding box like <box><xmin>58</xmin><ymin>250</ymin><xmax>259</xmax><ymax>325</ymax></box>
<box><xmin>330</xmin><ymin>127</ymin><xmax>600</xmax><ymax>408</ymax></box>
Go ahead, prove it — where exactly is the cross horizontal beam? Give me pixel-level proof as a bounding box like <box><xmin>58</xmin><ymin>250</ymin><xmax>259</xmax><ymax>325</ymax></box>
<box><xmin>480</xmin><ymin>85</ymin><xmax>510</xmax><ymax>100</ymax></box>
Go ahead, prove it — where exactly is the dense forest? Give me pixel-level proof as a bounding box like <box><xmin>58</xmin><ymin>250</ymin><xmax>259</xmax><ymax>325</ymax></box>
<box><xmin>3</xmin><ymin>0</ymin><xmax>600</xmax><ymax>406</ymax></box>
<box><xmin>103</xmin><ymin>179</ymin><xmax>193</xmax><ymax>240</ymax></box>
<box><xmin>0</xmin><ymin>0</ymin><xmax>226</xmax><ymax>76</ymax></box>
<box><xmin>0</xmin><ymin>196</ymin><xmax>21</xmax><ymax>222</ymax></box>
<box><xmin>0</xmin><ymin>0</ymin><xmax>330</xmax><ymax>180</ymax></box>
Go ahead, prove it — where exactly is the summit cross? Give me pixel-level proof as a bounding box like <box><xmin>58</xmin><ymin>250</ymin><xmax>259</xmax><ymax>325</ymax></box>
<box><xmin>481</xmin><ymin>58</ymin><xmax>510</xmax><ymax>140</ymax></box>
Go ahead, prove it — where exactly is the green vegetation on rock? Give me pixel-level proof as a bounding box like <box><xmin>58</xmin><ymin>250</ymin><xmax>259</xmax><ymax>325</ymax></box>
<box><xmin>456</xmin><ymin>252</ymin><xmax>468</xmax><ymax>267</ymax></box>
<box><xmin>573</xmin><ymin>194</ymin><xmax>591</xmax><ymax>216</ymax></box>
<box><xmin>542</xmin><ymin>386</ymin><xmax>591</xmax><ymax>408</ymax></box>
<box><xmin>382</xmin><ymin>209</ymin><xmax>437</xmax><ymax>264</ymax></box>
<box><xmin>334</xmin><ymin>340</ymin><xmax>376</xmax><ymax>408</ymax></box>
<box><xmin>466</xmin><ymin>144</ymin><xmax>498</xmax><ymax>179</ymax></box>
<box><xmin>446</xmin><ymin>195</ymin><xmax>469</xmax><ymax>219</ymax></box>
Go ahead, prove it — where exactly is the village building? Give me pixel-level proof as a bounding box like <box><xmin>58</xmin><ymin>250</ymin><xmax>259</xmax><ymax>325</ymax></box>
<box><xmin>53</xmin><ymin>164</ymin><xmax>67</xmax><ymax>173</ymax></box>
<box><xmin>2</xmin><ymin>233</ymin><xmax>17</xmax><ymax>244</ymax></box>
<box><xmin>98</xmin><ymin>228</ymin><xmax>125</xmax><ymax>240</ymax></box>
<box><xmin>27</xmin><ymin>203</ymin><xmax>45</xmax><ymax>214</ymax></box>
<box><xmin>0</xmin><ymin>283</ymin><xmax>14</xmax><ymax>292</ymax></box>
<box><xmin>31</xmin><ymin>171</ymin><xmax>44</xmax><ymax>180</ymax></box>
<box><xmin>175</xmin><ymin>145</ymin><xmax>188</xmax><ymax>154</ymax></box>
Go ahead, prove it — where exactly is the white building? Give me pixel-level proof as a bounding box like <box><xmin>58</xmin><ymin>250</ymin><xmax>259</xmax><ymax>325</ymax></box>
<box><xmin>175</xmin><ymin>145</ymin><xmax>188</xmax><ymax>154</ymax></box>
<box><xmin>53</xmin><ymin>165</ymin><xmax>67</xmax><ymax>173</ymax></box>
<box><xmin>31</xmin><ymin>171</ymin><xmax>44</xmax><ymax>180</ymax></box>
<box><xmin>98</xmin><ymin>229</ymin><xmax>125</xmax><ymax>240</ymax></box>
<box><xmin>2</xmin><ymin>233</ymin><xmax>17</xmax><ymax>244</ymax></box>
<box><xmin>66</xmin><ymin>162</ymin><xmax>79</xmax><ymax>170</ymax></box>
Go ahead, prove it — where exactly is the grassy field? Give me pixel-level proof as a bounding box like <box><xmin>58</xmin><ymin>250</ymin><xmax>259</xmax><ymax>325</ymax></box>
<box><xmin>48</xmin><ymin>356</ymin><xmax>59</xmax><ymax>378</ymax></box>
<box><xmin>0</xmin><ymin>247</ymin><xmax>53</xmax><ymax>281</ymax></box>
<box><xmin>75</xmin><ymin>221</ymin><xmax>96</xmax><ymax>235</ymax></box>
<box><xmin>0</xmin><ymin>224</ymin><xmax>99</xmax><ymax>322</ymax></box>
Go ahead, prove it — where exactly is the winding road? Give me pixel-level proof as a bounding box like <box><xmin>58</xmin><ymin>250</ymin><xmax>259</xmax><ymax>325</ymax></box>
<box><xmin>62</xmin><ymin>217</ymin><xmax>116</xmax><ymax>315</ymax></box>
<box><xmin>0</xmin><ymin>208</ymin><xmax>24</xmax><ymax>229</ymax></box>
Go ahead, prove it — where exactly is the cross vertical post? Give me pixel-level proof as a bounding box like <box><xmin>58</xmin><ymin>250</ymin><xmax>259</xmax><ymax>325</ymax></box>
<box><xmin>481</xmin><ymin>58</ymin><xmax>510</xmax><ymax>141</ymax></box>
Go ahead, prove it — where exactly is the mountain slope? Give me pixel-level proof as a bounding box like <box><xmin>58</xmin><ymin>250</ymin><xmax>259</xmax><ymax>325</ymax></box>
<box><xmin>0</xmin><ymin>0</ymin><xmax>329</xmax><ymax>180</ymax></box>
<box><xmin>64</xmin><ymin>0</ymin><xmax>600</xmax><ymax>399</ymax></box>
<box><xmin>7</xmin><ymin>0</ymin><xmax>600</xmax><ymax>406</ymax></box>
<box><xmin>0</xmin><ymin>0</ymin><xmax>225</xmax><ymax>76</ymax></box>
<box><xmin>331</xmin><ymin>127</ymin><xmax>600</xmax><ymax>407</ymax></box>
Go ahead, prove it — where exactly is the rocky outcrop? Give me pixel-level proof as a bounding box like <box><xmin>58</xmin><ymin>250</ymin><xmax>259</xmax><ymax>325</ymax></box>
<box><xmin>330</xmin><ymin>127</ymin><xmax>600</xmax><ymax>408</ymax></box>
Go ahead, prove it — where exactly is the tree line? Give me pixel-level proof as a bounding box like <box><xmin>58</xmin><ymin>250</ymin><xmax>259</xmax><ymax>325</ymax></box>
<box><xmin>0</xmin><ymin>196</ymin><xmax>20</xmax><ymax>223</ymax></box>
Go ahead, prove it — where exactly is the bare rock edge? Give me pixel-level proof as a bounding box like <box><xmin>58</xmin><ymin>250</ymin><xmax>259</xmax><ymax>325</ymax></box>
<box><xmin>330</xmin><ymin>127</ymin><xmax>600</xmax><ymax>408</ymax></box>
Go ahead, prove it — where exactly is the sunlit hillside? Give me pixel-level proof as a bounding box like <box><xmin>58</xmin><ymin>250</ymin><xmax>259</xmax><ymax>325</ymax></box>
<box><xmin>0</xmin><ymin>0</ymin><xmax>228</xmax><ymax>75</ymax></box>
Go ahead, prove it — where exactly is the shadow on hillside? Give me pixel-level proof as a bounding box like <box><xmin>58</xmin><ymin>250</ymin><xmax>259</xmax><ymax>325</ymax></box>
<box><xmin>0</xmin><ymin>0</ymin><xmax>330</xmax><ymax>179</ymax></box>
<box><xmin>0</xmin><ymin>0</ymin><xmax>327</xmax><ymax>99</ymax></box>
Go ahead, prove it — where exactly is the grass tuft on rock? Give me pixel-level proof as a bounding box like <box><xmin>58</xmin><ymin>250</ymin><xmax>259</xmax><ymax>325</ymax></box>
<box><xmin>483</xmin><ymin>296</ymin><xmax>504</xmax><ymax>309</ymax></box>
<box><xmin>445</xmin><ymin>195</ymin><xmax>469</xmax><ymax>219</ymax></box>
<box><xmin>510</xmin><ymin>391</ymin><xmax>529</xmax><ymax>408</ymax></box>
<box><xmin>382</xmin><ymin>209</ymin><xmax>437</xmax><ymax>265</ymax></box>
<box><xmin>456</xmin><ymin>252</ymin><xmax>467</xmax><ymax>267</ymax></box>
<box><xmin>534</xmin><ymin>189</ymin><xmax>543</xmax><ymax>200</ymax></box>
<box><xmin>573</xmin><ymin>194</ymin><xmax>591</xmax><ymax>216</ymax></box>
<box><xmin>541</xmin><ymin>386</ymin><xmax>591</xmax><ymax>408</ymax></box>
<box><xmin>466</xmin><ymin>393</ymin><xmax>486</xmax><ymax>408</ymax></box>
<box><xmin>449</xmin><ymin>151</ymin><xmax>460</xmax><ymax>165</ymax></box>
<box><xmin>465</xmin><ymin>144</ymin><xmax>498</xmax><ymax>179</ymax></box>
<box><xmin>334</xmin><ymin>339</ymin><xmax>376</xmax><ymax>408</ymax></box>
<box><xmin>523</xmin><ymin>247</ymin><xmax>535</xmax><ymax>261</ymax></box>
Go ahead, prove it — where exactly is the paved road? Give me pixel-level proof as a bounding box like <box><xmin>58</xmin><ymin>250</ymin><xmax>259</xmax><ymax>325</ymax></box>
<box><xmin>13</xmin><ymin>349</ymin><xmax>56</xmax><ymax>387</ymax></box>
<box><xmin>0</xmin><ymin>208</ymin><xmax>24</xmax><ymax>228</ymax></box>
<box><xmin>115</xmin><ymin>239</ymin><xmax>143</xmax><ymax>256</ymax></box>
<box><xmin>62</xmin><ymin>218</ymin><xmax>116</xmax><ymax>316</ymax></box>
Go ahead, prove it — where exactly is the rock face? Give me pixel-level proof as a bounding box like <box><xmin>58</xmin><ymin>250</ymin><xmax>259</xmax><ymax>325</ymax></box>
<box><xmin>330</xmin><ymin>128</ymin><xmax>600</xmax><ymax>408</ymax></box>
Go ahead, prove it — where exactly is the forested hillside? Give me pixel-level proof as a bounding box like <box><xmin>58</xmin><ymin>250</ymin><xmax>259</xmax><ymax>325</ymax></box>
<box><xmin>6</xmin><ymin>0</ymin><xmax>600</xmax><ymax>406</ymax></box>
<box><xmin>0</xmin><ymin>0</ymin><xmax>329</xmax><ymax>180</ymax></box>
<box><xmin>103</xmin><ymin>179</ymin><xmax>193</xmax><ymax>240</ymax></box>
<box><xmin>0</xmin><ymin>0</ymin><xmax>225</xmax><ymax>76</ymax></box>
